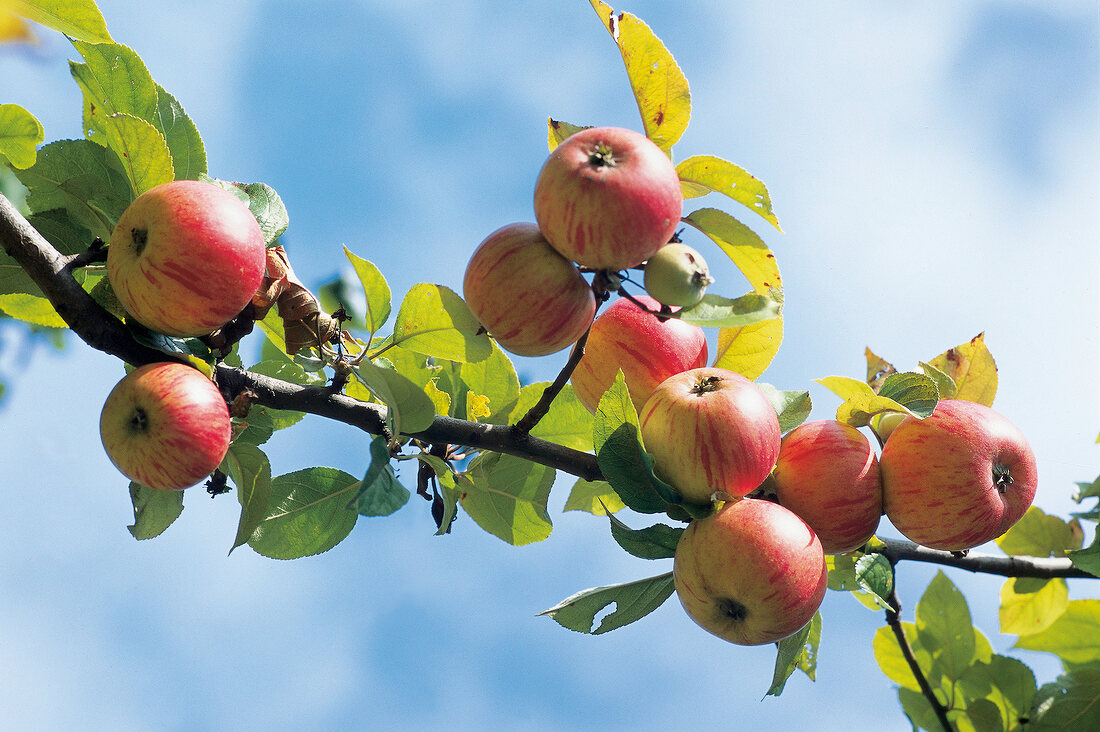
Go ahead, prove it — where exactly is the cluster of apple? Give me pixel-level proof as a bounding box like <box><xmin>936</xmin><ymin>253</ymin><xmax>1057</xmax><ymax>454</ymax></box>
<box><xmin>462</xmin><ymin>126</ymin><xmax>713</xmax><ymax>358</ymax></box>
<box><xmin>99</xmin><ymin>180</ymin><xmax>267</xmax><ymax>490</ymax></box>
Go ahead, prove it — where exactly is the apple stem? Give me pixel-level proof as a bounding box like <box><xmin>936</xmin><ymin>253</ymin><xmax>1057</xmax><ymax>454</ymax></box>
<box><xmin>884</xmin><ymin>586</ymin><xmax>954</xmax><ymax>732</ymax></box>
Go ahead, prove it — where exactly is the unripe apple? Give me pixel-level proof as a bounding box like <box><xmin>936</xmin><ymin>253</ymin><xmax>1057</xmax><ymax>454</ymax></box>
<box><xmin>643</xmin><ymin>242</ymin><xmax>714</xmax><ymax>308</ymax></box>
<box><xmin>674</xmin><ymin>498</ymin><xmax>828</xmax><ymax>646</ymax></box>
<box><xmin>570</xmin><ymin>295</ymin><xmax>708</xmax><ymax>414</ymax></box>
<box><xmin>533</xmin><ymin>126</ymin><xmax>682</xmax><ymax>271</ymax></box>
<box><xmin>108</xmin><ymin>180</ymin><xmax>267</xmax><ymax>337</ymax></box>
<box><xmin>640</xmin><ymin>367</ymin><xmax>781</xmax><ymax>504</ymax></box>
<box><xmin>99</xmin><ymin>362</ymin><xmax>231</xmax><ymax>490</ymax></box>
<box><xmin>880</xmin><ymin>399</ymin><xmax>1037</xmax><ymax>551</ymax></box>
<box><xmin>463</xmin><ymin>222</ymin><xmax>596</xmax><ymax>357</ymax></box>
<box><xmin>872</xmin><ymin>411</ymin><xmax>906</xmax><ymax>442</ymax></box>
<box><xmin>771</xmin><ymin>420</ymin><xmax>883</xmax><ymax>554</ymax></box>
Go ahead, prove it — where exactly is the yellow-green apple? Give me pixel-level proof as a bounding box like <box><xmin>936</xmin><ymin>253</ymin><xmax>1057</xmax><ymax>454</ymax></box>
<box><xmin>639</xmin><ymin>367</ymin><xmax>781</xmax><ymax>504</ymax></box>
<box><xmin>100</xmin><ymin>362</ymin><xmax>231</xmax><ymax>490</ymax></box>
<box><xmin>108</xmin><ymin>180</ymin><xmax>266</xmax><ymax>337</ymax></box>
<box><xmin>771</xmin><ymin>420</ymin><xmax>883</xmax><ymax>554</ymax></box>
<box><xmin>533</xmin><ymin>126</ymin><xmax>682</xmax><ymax>271</ymax></box>
<box><xmin>463</xmin><ymin>222</ymin><xmax>596</xmax><ymax>357</ymax></box>
<box><xmin>872</xmin><ymin>411</ymin><xmax>906</xmax><ymax>443</ymax></box>
<box><xmin>880</xmin><ymin>399</ymin><xmax>1037</xmax><ymax>551</ymax></box>
<box><xmin>674</xmin><ymin>498</ymin><xmax>828</xmax><ymax>645</ymax></box>
<box><xmin>643</xmin><ymin>242</ymin><xmax>714</xmax><ymax>308</ymax></box>
<box><xmin>570</xmin><ymin>295</ymin><xmax>707</xmax><ymax>414</ymax></box>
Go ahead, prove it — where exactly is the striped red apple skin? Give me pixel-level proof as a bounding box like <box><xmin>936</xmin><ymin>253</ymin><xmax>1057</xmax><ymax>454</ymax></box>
<box><xmin>463</xmin><ymin>222</ymin><xmax>596</xmax><ymax>358</ymax></box>
<box><xmin>570</xmin><ymin>295</ymin><xmax>708</xmax><ymax>414</ymax></box>
<box><xmin>108</xmin><ymin>180</ymin><xmax>266</xmax><ymax>337</ymax></box>
<box><xmin>99</xmin><ymin>362</ymin><xmax>231</xmax><ymax>491</ymax></box>
<box><xmin>639</xmin><ymin>367</ymin><xmax>781</xmax><ymax>504</ymax></box>
<box><xmin>674</xmin><ymin>498</ymin><xmax>828</xmax><ymax>646</ymax></box>
<box><xmin>772</xmin><ymin>420</ymin><xmax>883</xmax><ymax>554</ymax></box>
<box><xmin>880</xmin><ymin>399</ymin><xmax>1037</xmax><ymax>551</ymax></box>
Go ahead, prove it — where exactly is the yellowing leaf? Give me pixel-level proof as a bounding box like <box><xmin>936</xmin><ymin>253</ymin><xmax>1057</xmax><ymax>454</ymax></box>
<box><xmin>4</xmin><ymin>0</ymin><xmax>112</xmax><ymax>43</ymax></box>
<box><xmin>546</xmin><ymin>118</ymin><xmax>588</xmax><ymax>152</ymax></box>
<box><xmin>928</xmin><ymin>333</ymin><xmax>997</xmax><ymax>407</ymax></box>
<box><xmin>0</xmin><ymin>292</ymin><xmax>66</xmax><ymax>327</ymax></box>
<box><xmin>683</xmin><ymin>207</ymin><xmax>781</xmax><ymax>295</ymax></box>
<box><xmin>0</xmin><ymin>104</ymin><xmax>44</xmax><ymax>169</ymax></box>
<box><xmin>676</xmin><ymin>155</ymin><xmax>781</xmax><ymax>231</ymax></box>
<box><xmin>589</xmin><ymin>0</ymin><xmax>690</xmax><ymax>151</ymax></box>
<box><xmin>712</xmin><ymin>317</ymin><xmax>783</xmax><ymax>380</ymax></box>
<box><xmin>999</xmin><ymin>577</ymin><xmax>1069</xmax><ymax>636</ymax></box>
<box><xmin>393</xmin><ymin>283</ymin><xmax>492</xmax><ymax>363</ymax></box>
<box><xmin>1013</xmin><ymin>599</ymin><xmax>1100</xmax><ymax>664</ymax></box>
<box><xmin>0</xmin><ymin>8</ymin><xmax>36</xmax><ymax>44</ymax></box>
<box><xmin>564</xmin><ymin>478</ymin><xmax>626</xmax><ymax>515</ymax></box>
<box><xmin>101</xmin><ymin>113</ymin><xmax>175</xmax><ymax>195</ymax></box>
<box><xmin>816</xmin><ymin>375</ymin><xmax>875</xmax><ymax>401</ymax></box>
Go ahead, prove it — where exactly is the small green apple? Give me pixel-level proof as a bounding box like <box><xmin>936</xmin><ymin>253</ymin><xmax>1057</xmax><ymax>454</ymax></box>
<box><xmin>643</xmin><ymin>242</ymin><xmax>714</xmax><ymax>308</ymax></box>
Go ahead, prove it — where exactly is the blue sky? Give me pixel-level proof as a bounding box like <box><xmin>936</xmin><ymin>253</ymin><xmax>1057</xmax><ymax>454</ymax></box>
<box><xmin>1</xmin><ymin>1</ymin><xmax>1098</xmax><ymax>729</ymax></box>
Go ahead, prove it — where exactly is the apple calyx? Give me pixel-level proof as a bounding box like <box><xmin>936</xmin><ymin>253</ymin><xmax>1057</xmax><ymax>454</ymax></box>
<box><xmin>690</xmin><ymin>374</ymin><xmax>723</xmax><ymax>396</ymax></box>
<box><xmin>130</xmin><ymin>227</ymin><xmax>149</xmax><ymax>256</ymax></box>
<box><xmin>993</xmin><ymin>462</ymin><xmax>1014</xmax><ymax>493</ymax></box>
<box><xmin>128</xmin><ymin>407</ymin><xmax>150</xmax><ymax>433</ymax></box>
<box><xmin>718</xmin><ymin>597</ymin><xmax>748</xmax><ymax>623</ymax></box>
<box><xmin>587</xmin><ymin>142</ymin><xmax>618</xmax><ymax>169</ymax></box>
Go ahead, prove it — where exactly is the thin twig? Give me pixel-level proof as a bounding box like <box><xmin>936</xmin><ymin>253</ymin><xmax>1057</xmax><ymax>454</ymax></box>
<box><xmin>885</xmin><ymin>585</ymin><xmax>955</xmax><ymax>732</ymax></box>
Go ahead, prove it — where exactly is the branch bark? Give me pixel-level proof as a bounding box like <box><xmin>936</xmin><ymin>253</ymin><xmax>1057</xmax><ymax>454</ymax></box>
<box><xmin>879</xmin><ymin>537</ymin><xmax>1092</xmax><ymax>580</ymax></box>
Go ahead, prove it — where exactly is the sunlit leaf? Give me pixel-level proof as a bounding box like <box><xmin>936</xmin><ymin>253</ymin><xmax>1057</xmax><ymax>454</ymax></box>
<box><xmin>457</xmin><ymin>339</ymin><xmax>519</xmax><ymax>424</ymax></box>
<box><xmin>0</xmin><ymin>292</ymin><xmax>66</xmax><ymax>327</ymax></box>
<box><xmin>6</xmin><ymin>0</ymin><xmax>112</xmax><ymax>43</ymax></box>
<box><xmin>928</xmin><ymin>333</ymin><xmax>997</xmax><ymax>407</ymax></box>
<box><xmin>589</xmin><ymin>1</ymin><xmax>690</xmax><ymax>150</ymax></box>
<box><xmin>564</xmin><ymin>478</ymin><xmax>626</xmax><ymax>515</ymax></box>
<box><xmin>152</xmin><ymin>84</ymin><xmax>206</xmax><ymax>180</ymax></box>
<box><xmin>0</xmin><ymin>8</ymin><xmax>36</xmax><ymax>44</ymax></box>
<box><xmin>712</xmin><ymin>317</ymin><xmax>783</xmax><ymax>381</ymax></box>
<box><xmin>510</xmin><ymin>382</ymin><xmax>593</xmax><ymax>452</ymax></box>
<box><xmin>677</xmin><ymin>155</ymin><xmax>780</xmax><ymax>231</ymax></box>
<box><xmin>683</xmin><ymin>207</ymin><xmax>780</xmax><ymax>295</ymax></box>
<box><xmin>1013</xmin><ymin>600</ymin><xmax>1100</xmax><ymax>664</ymax></box>
<box><xmin>855</xmin><ymin>552</ymin><xmax>894</xmax><ymax>610</ymax></box>
<box><xmin>958</xmin><ymin>654</ymin><xmax>1037</xmax><ymax>732</ymax></box>
<box><xmin>393</xmin><ymin>283</ymin><xmax>492</xmax><ymax>363</ymax></box>
<box><xmin>919</xmin><ymin>360</ymin><xmax>957</xmax><ymax>401</ymax></box>
<box><xmin>916</xmin><ymin>571</ymin><xmax>976</xmax><ymax>683</ymax></box>
<box><xmin>101</xmin><ymin>113</ymin><xmax>174</xmax><ymax>194</ymax></box>
<box><xmin>126</xmin><ymin>481</ymin><xmax>183</xmax><ymax>540</ymax></box>
<box><xmin>457</xmin><ymin>451</ymin><xmax>554</xmax><ymax>545</ymax></box>
<box><xmin>675</xmin><ymin>292</ymin><xmax>781</xmax><ymax>328</ymax></box>
<box><xmin>996</xmin><ymin>505</ymin><xmax>1082</xmax><ymax>558</ymax></box>
<box><xmin>69</xmin><ymin>41</ymin><xmax>157</xmax><ymax>142</ymax></box>
<box><xmin>873</xmin><ymin>622</ymin><xmax>925</xmax><ymax>691</ymax></box>
<box><xmin>224</xmin><ymin>442</ymin><xmax>272</xmax><ymax>554</ymax></box>
<box><xmin>248</xmin><ymin>467</ymin><xmax>359</xmax><ymax>559</ymax></box>
<box><xmin>0</xmin><ymin>104</ymin><xmax>44</xmax><ymax>169</ymax></box>
<box><xmin>999</xmin><ymin>577</ymin><xmax>1069</xmax><ymax>636</ymax></box>
<box><xmin>547</xmin><ymin>118</ymin><xmax>589</xmax><ymax>151</ymax></box>
<box><xmin>767</xmin><ymin>612</ymin><xmax>821</xmax><ymax>696</ymax></box>
<box><xmin>756</xmin><ymin>384</ymin><xmax>811</xmax><ymax>434</ymax></box>
<box><xmin>538</xmin><ymin>572</ymin><xmax>675</xmax><ymax>634</ymax></box>
<box><xmin>344</xmin><ymin>247</ymin><xmax>391</xmax><ymax>335</ymax></box>
<box><xmin>354</xmin><ymin>359</ymin><xmax>436</xmax><ymax>439</ymax></box>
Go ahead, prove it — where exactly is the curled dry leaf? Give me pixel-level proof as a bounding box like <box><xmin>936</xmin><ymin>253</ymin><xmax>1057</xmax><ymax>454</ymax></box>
<box><xmin>252</xmin><ymin>246</ymin><xmax>342</xmax><ymax>355</ymax></box>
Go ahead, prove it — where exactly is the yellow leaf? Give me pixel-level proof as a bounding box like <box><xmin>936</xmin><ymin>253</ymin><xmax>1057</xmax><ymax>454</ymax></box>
<box><xmin>712</xmin><ymin>318</ymin><xmax>783</xmax><ymax>380</ymax></box>
<box><xmin>3</xmin><ymin>0</ymin><xmax>112</xmax><ymax>43</ymax></box>
<box><xmin>546</xmin><ymin>118</ymin><xmax>588</xmax><ymax>152</ymax></box>
<box><xmin>928</xmin><ymin>333</ymin><xmax>997</xmax><ymax>407</ymax></box>
<box><xmin>589</xmin><ymin>0</ymin><xmax>690</xmax><ymax>151</ymax></box>
<box><xmin>816</xmin><ymin>375</ymin><xmax>875</xmax><ymax>401</ymax></box>
<box><xmin>999</xmin><ymin>577</ymin><xmax>1069</xmax><ymax>636</ymax></box>
<box><xmin>676</xmin><ymin>155</ymin><xmax>781</xmax><ymax>232</ymax></box>
<box><xmin>424</xmin><ymin>379</ymin><xmax>451</xmax><ymax>417</ymax></box>
<box><xmin>682</xmin><ymin>207</ymin><xmax>781</xmax><ymax>295</ymax></box>
<box><xmin>0</xmin><ymin>292</ymin><xmax>66</xmax><ymax>327</ymax></box>
<box><xmin>865</xmin><ymin>347</ymin><xmax>897</xmax><ymax>392</ymax></box>
<box><xmin>0</xmin><ymin>8</ymin><xmax>35</xmax><ymax>44</ymax></box>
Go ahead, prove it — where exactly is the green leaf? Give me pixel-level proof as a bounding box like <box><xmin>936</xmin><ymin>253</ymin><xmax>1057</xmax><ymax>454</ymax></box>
<box><xmin>69</xmin><ymin>41</ymin><xmax>157</xmax><ymax>144</ymax></box>
<box><xmin>153</xmin><ymin>84</ymin><xmax>206</xmax><ymax>180</ymax></box>
<box><xmin>854</xmin><ymin>552</ymin><xmax>894</xmax><ymax>610</ymax></box>
<box><xmin>607</xmin><ymin>512</ymin><xmax>682</xmax><ymax>559</ymax></box>
<box><xmin>350</xmin><ymin>436</ymin><xmax>410</xmax><ymax>517</ymax></box>
<box><xmin>1028</xmin><ymin>661</ymin><xmax>1100</xmax><ymax>731</ymax></box>
<box><xmin>538</xmin><ymin>571</ymin><xmax>675</xmax><ymax>634</ymax></box>
<box><xmin>0</xmin><ymin>104</ymin><xmax>44</xmax><ymax>169</ymax></box>
<box><xmin>958</xmin><ymin>654</ymin><xmax>1038</xmax><ymax>731</ymax></box>
<box><xmin>231</xmin><ymin>407</ymin><xmax>274</xmax><ymax>448</ymax></box>
<box><xmin>510</xmin><ymin>382</ymin><xmax>593</xmax><ymax>452</ymax></box>
<box><xmin>564</xmin><ymin>478</ymin><xmax>626</xmax><ymax>515</ymax></box>
<box><xmin>767</xmin><ymin>612</ymin><xmax>821</xmax><ymax>697</ymax></box>
<box><xmin>878</xmin><ymin>372</ymin><xmax>939</xmax><ymax>419</ymax></box>
<box><xmin>457</xmin><ymin>452</ymin><xmax>554</xmax><ymax>545</ymax></box>
<box><xmin>919</xmin><ymin>360</ymin><xmax>958</xmax><ymax>400</ymax></box>
<box><xmin>592</xmin><ymin>373</ymin><xmax>677</xmax><ymax>514</ymax></box>
<box><xmin>456</xmin><ymin>340</ymin><xmax>520</xmax><ymax>423</ymax></box>
<box><xmin>354</xmin><ymin>359</ymin><xmax>437</xmax><ymax>439</ymax></box>
<box><xmin>999</xmin><ymin>577</ymin><xmax>1069</xmax><ymax>636</ymax></box>
<box><xmin>1013</xmin><ymin>600</ymin><xmax>1100</xmax><ymax>665</ymax></box>
<box><xmin>756</xmin><ymin>384</ymin><xmax>812</xmax><ymax>434</ymax></box>
<box><xmin>682</xmin><ymin>207</ymin><xmax>781</xmax><ymax>296</ymax></box>
<box><xmin>248</xmin><ymin>467</ymin><xmax>359</xmax><ymax>560</ymax></box>
<box><xmin>393</xmin><ymin>283</ymin><xmax>491</xmax><ymax>363</ymax></box>
<box><xmin>239</xmin><ymin>182</ymin><xmax>288</xmax><ymax>245</ymax></box>
<box><xmin>223</xmin><ymin>443</ymin><xmax>272</xmax><ymax>554</ymax></box>
<box><xmin>676</xmin><ymin>155</ymin><xmax>781</xmax><ymax>231</ymax></box>
<box><xmin>14</xmin><ymin>138</ymin><xmax>132</xmax><ymax>238</ymax></box>
<box><xmin>898</xmin><ymin>687</ymin><xmax>954</xmax><ymax>732</ymax></box>
<box><xmin>126</xmin><ymin>481</ymin><xmax>184</xmax><ymax>540</ymax></box>
<box><xmin>995</xmin><ymin>505</ymin><xmax>1082</xmax><ymax>558</ymax></box>
<box><xmin>873</xmin><ymin>622</ymin><xmax>927</xmax><ymax>692</ymax></box>
<box><xmin>916</xmin><ymin>570</ymin><xmax>976</xmax><ymax>683</ymax></box>
<box><xmin>674</xmin><ymin>291</ymin><xmax>781</xmax><ymax>328</ymax></box>
<box><xmin>6</xmin><ymin>0</ymin><xmax>113</xmax><ymax>43</ymax></box>
<box><xmin>101</xmin><ymin>113</ymin><xmax>175</xmax><ymax>195</ymax></box>
<box><xmin>0</xmin><ymin>293</ymin><xmax>66</xmax><ymax>327</ymax></box>
<box><xmin>0</xmin><ymin>210</ymin><xmax>89</xmax><ymax>297</ymax></box>
<box><xmin>344</xmin><ymin>247</ymin><xmax>391</xmax><ymax>335</ymax></box>
<box><xmin>589</xmin><ymin>1</ymin><xmax>690</xmax><ymax>151</ymax></box>
<box><xmin>1068</xmin><ymin>533</ymin><xmax>1100</xmax><ymax>578</ymax></box>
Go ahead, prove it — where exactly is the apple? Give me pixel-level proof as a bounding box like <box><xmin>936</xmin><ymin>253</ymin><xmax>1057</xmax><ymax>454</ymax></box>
<box><xmin>674</xmin><ymin>498</ymin><xmax>828</xmax><ymax>646</ymax></box>
<box><xmin>533</xmin><ymin>126</ymin><xmax>682</xmax><ymax>271</ymax></box>
<box><xmin>771</xmin><ymin>420</ymin><xmax>883</xmax><ymax>554</ymax></box>
<box><xmin>100</xmin><ymin>362</ymin><xmax>231</xmax><ymax>490</ymax></box>
<box><xmin>643</xmin><ymin>242</ymin><xmax>714</xmax><ymax>308</ymax></box>
<box><xmin>108</xmin><ymin>179</ymin><xmax>267</xmax><ymax>337</ymax></box>
<box><xmin>570</xmin><ymin>295</ymin><xmax>708</xmax><ymax>414</ymax></box>
<box><xmin>463</xmin><ymin>222</ymin><xmax>596</xmax><ymax>357</ymax></box>
<box><xmin>639</xmin><ymin>367</ymin><xmax>781</xmax><ymax>504</ymax></box>
<box><xmin>879</xmin><ymin>399</ymin><xmax>1037</xmax><ymax>551</ymax></box>
<box><xmin>872</xmin><ymin>411</ymin><xmax>906</xmax><ymax>442</ymax></box>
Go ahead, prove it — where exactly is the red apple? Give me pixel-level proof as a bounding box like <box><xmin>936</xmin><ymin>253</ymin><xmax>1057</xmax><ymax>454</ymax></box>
<box><xmin>463</xmin><ymin>222</ymin><xmax>596</xmax><ymax>357</ymax></box>
<box><xmin>879</xmin><ymin>399</ymin><xmax>1037</xmax><ymax>551</ymax></box>
<box><xmin>570</xmin><ymin>295</ymin><xmax>708</xmax><ymax>414</ymax></box>
<box><xmin>108</xmin><ymin>180</ymin><xmax>266</xmax><ymax>337</ymax></box>
<box><xmin>533</xmin><ymin>126</ymin><xmax>682</xmax><ymax>271</ymax></box>
<box><xmin>99</xmin><ymin>362</ymin><xmax>231</xmax><ymax>490</ymax></box>
<box><xmin>639</xmin><ymin>367</ymin><xmax>781</xmax><ymax>504</ymax></box>
<box><xmin>771</xmin><ymin>420</ymin><xmax>883</xmax><ymax>554</ymax></box>
<box><xmin>674</xmin><ymin>498</ymin><xmax>828</xmax><ymax>646</ymax></box>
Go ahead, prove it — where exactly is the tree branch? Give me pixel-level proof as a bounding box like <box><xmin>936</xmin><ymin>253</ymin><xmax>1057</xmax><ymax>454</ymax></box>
<box><xmin>879</xmin><ymin>537</ymin><xmax>1091</xmax><ymax>580</ymax></box>
<box><xmin>884</xmin><ymin>585</ymin><xmax>954</xmax><ymax>732</ymax></box>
